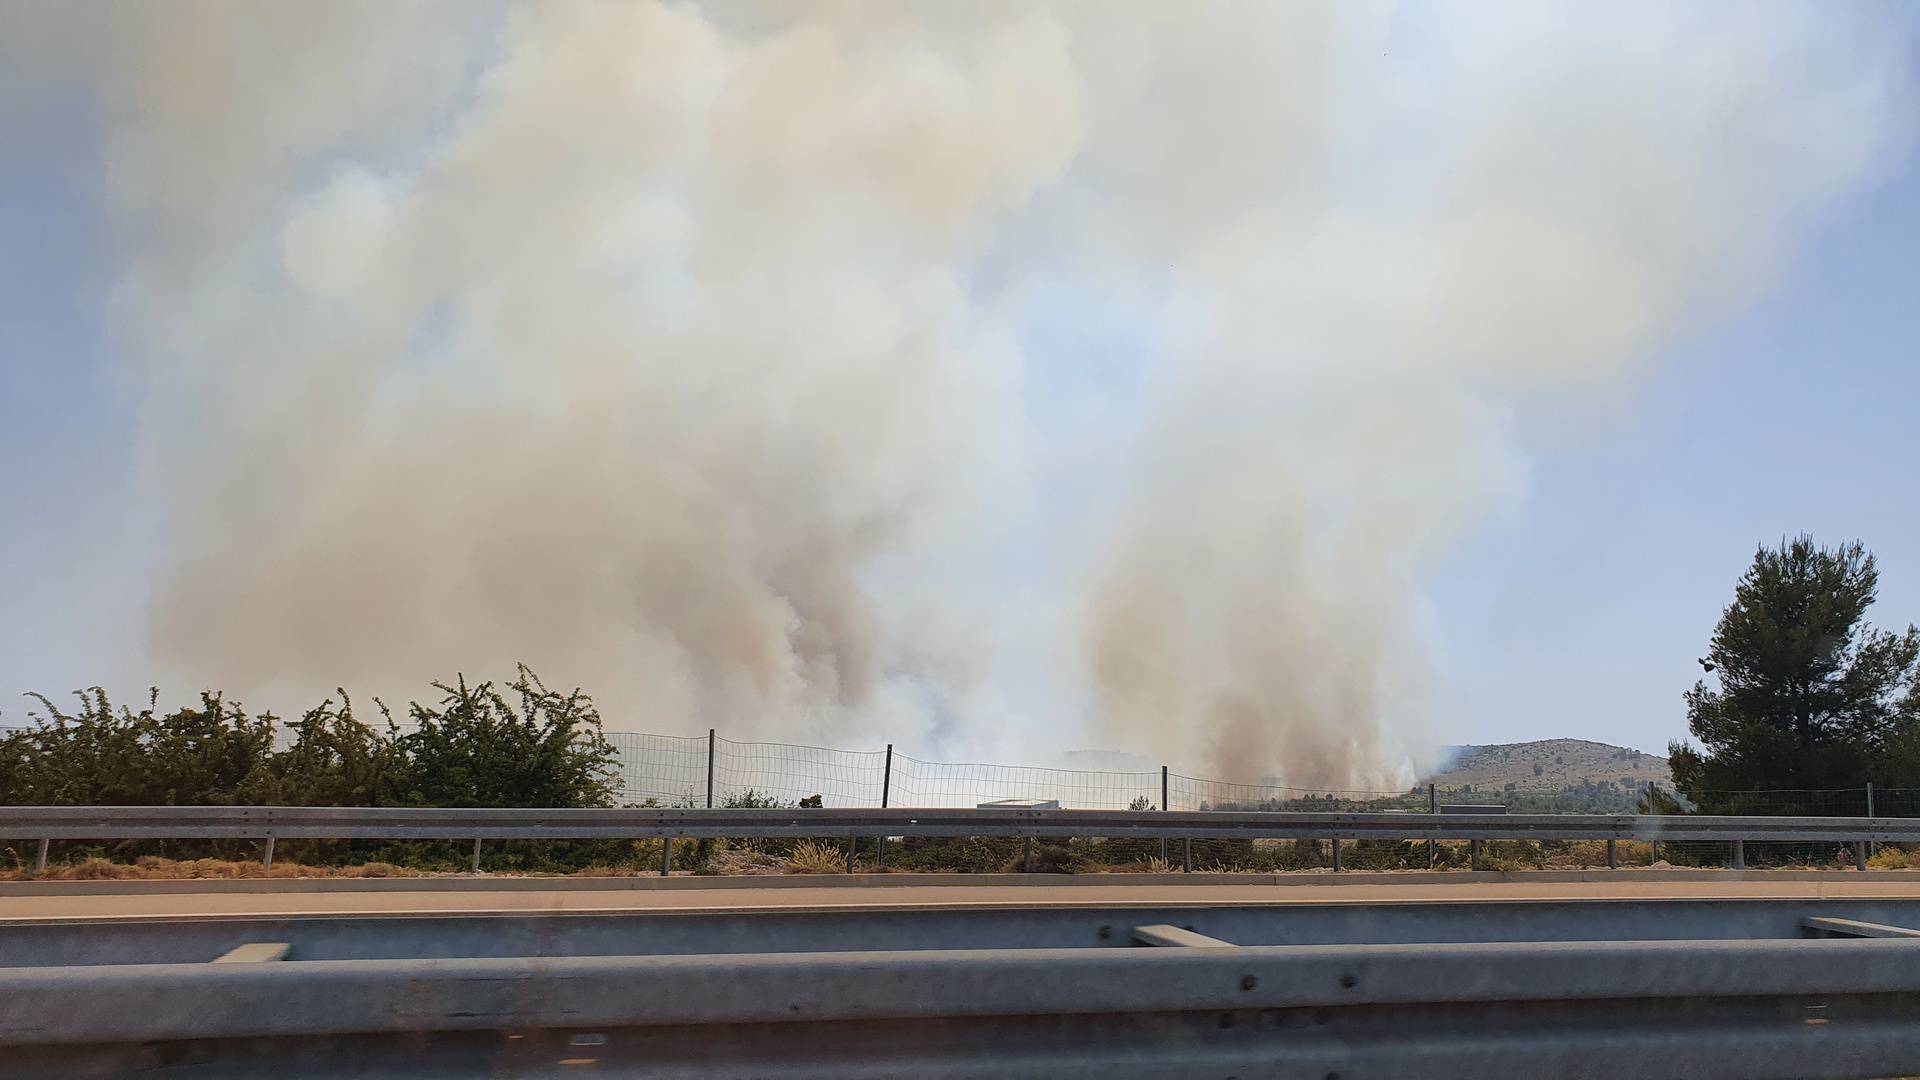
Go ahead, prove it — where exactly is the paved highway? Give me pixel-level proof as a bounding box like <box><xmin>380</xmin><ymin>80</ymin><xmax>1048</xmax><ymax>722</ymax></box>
<box><xmin>13</xmin><ymin>873</ymin><xmax>1920</xmax><ymax>1077</ymax></box>
<box><xmin>9</xmin><ymin>874</ymin><xmax>1920</xmax><ymax>921</ymax></box>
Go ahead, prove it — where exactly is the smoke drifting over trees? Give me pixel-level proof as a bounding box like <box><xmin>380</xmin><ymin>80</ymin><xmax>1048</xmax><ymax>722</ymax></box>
<box><xmin>2</xmin><ymin>4</ymin><xmax>1909</xmax><ymax>786</ymax></box>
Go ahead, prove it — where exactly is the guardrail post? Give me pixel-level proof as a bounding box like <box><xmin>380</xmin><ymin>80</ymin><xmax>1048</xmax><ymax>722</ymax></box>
<box><xmin>35</xmin><ymin>838</ymin><xmax>48</xmax><ymax>874</ymax></box>
<box><xmin>1183</xmin><ymin>838</ymin><xmax>1192</xmax><ymax>873</ymax></box>
<box><xmin>1866</xmin><ymin>782</ymin><xmax>1875</xmax><ymax>857</ymax></box>
<box><xmin>1730</xmin><ymin>839</ymin><xmax>1744</xmax><ymax>870</ymax></box>
<box><xmin>706</xmin><ymin>728</ymin><xmax>716</xmax><ymax>809</ymax></box>
<box><xmin>1331</xmin><ymin>837</ymin><xmax>1341</xmax><ymax>872</ymax></box>
<box><xmin>1160</xmin><ymin>765</ymin><xmax>1170</xmax><ymax>865</ymax></box>
<box><xmin>1469</xmin><ymin>838</ymin><xmax>1482</xmax><ymax>870</ymax></box>
<box><xmin>261</xmin><ymin>835</ymin><xmax>275</xmax><ymax>870</ymax></box>
<box><xmin>660</xmin><ymin>838</ymin><xmax>672</xmax><ymax>876</ymax></box>
<box><xmin>1606</xmin><ymin>838</ymin><xmax>1617</xmax><ymax>869</ymax></box>
<box><xmin>1022</xmin><ymin>835</ymin><xmax>1032</xmax><ymax>873</ymax></box>
<box><xmin>847</xmin><ymin>835</ymin><xmax>858</xmax><ymax>873</ymax></box>
<box><xmin>471</xmin><ymin>838</ymin><xmax>482</xmax><ymax>873</ymax></box>
<box><xmin>1427</xmin><ymin>783</ymin><xmax>1437</xmax><ymax>869</ymax></box>
<box><xmin>1856</xmin><ymin>840</ymin><xmax>1869</xmax><ymax>871</ymax></box>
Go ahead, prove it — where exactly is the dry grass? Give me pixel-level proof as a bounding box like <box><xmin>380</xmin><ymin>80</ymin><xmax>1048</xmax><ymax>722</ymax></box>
<box><xmin>0</xmin><ymin>855</ymin><xmax>425</xmax><ymax>882</ymax></box>
<box><xmin>786</xmin><ymin>840</ymin><xmax>847</xmax><ymax>874</ymax></box>
<box><xmin>1869</xmin><ymin>846</ymin><xmax>1920</xmax><ymax>870</ymax></box>
<box><xmin>1547</xmin><ymin>840</ymin><xmax>1656</xmax><ymax>868</ymax></box>
<box><xmin>706</xmin><ymin>841</ymin><xmax>790</xmax><ymax>875</ymax></box>
<box><xmin>11</xmin><ymin>839</ymin><xmax>1913</xmax><ymax>882</ymax></box>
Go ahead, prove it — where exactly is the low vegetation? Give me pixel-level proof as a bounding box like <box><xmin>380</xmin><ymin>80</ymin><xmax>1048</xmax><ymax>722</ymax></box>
<box><xmin>0</xmin><ymin>666</ymin><xmax>629</xmax><ymax>874</ymax></box>
<box><xmin>5</xmin><ymin>536</ymin><xmax>1916</xmax><ymax>879</ymax></box>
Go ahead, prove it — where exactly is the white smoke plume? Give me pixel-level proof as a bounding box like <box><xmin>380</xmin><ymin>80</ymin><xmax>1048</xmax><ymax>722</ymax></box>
<box><xmin>1067</xmin><ymin>7</ymin><xmax>1911</xmax><ymax>785</ymax></box>
<box><xmin>3</xmin><ymin>4</ymin><xmax>1909</xmax><ymax>777</ymax></box>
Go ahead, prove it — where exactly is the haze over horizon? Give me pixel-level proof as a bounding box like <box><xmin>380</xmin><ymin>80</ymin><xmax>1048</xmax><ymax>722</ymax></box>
<box><xmin>4</xmin><ymin>3</ymin><xmax>1919</xmax><ymax>786</ymax></box>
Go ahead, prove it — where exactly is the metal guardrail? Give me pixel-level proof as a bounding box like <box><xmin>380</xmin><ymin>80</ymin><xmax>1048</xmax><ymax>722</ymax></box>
<box><xmin>0</xmin><ymin>804</ymin><xmax>1915</xmax><ymax>843</ymax></box>
<box><xmin>7</xmin><ymin>939</ymin><xmax>1920</xmax><ymax>1077</ymax></box>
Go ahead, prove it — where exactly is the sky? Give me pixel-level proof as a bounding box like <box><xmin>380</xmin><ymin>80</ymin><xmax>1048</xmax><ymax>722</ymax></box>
<box><xmin>1425</xmin><ymin>161</ymin><xmax>1920</xmax><ymax>752</ymax></box>
<box><xmin>1</xmin><ymin>3</ymin><xmax>1917</xmax><ymax>781</ymax></box>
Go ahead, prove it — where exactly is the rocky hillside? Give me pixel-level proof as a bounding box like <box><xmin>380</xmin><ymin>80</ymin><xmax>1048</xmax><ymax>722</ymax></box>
<box><xmin>1421</xmin><ymin>738</ymin><xmax>1669</xmax><ymax>795</ymax></box>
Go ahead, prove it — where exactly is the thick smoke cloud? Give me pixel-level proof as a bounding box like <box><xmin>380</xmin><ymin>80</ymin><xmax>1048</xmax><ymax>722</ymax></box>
<box><xmin>1066</xmin><ymin>7</ymin><xmax>1910</xmax><ymax>784</ymax></box>
<box><xmin>4</xmin><ymin>3</ymin><xmax>1909</xmax><ymax>779</ymax></box>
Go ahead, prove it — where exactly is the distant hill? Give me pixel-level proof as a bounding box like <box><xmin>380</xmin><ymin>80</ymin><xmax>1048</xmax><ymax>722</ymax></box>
<box><xmin>1421</xmin><ymin>738</ymin><xmax>1669</xmax><ymax>796</ymax></box>
<box><xmin>1055</xmin><ymin>737</ymin><xmax>1670</xmax><ymax>812</ymax></box>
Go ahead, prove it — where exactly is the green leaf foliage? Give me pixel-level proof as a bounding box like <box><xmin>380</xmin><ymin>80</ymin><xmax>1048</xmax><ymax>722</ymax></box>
<box><xmin>1</xmin><ymin>666</ymin><xmax>619</xmax><ymax>812</ymax></box>
<box><xmin>384</xmin><ymin>666</ymin><xmax>619</xmax><ymax>809</ymax></box>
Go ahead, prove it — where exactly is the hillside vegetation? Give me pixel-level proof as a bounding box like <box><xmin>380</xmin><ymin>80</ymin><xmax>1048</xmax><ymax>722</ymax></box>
<box><xmin>1421</xmin><ymin>739</ymin><xmax>1668</xmax><ymax>803</ymax></box>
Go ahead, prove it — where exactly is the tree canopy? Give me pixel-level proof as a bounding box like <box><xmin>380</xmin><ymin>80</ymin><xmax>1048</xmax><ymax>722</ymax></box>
<box><xmin>1670</xmin><ymin>536</ymin><xmax>1920</xmax><ymax>806</ymax></box>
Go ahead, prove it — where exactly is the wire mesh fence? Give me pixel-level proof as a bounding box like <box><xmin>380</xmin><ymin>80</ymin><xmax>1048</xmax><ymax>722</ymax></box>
<box><xmin>605</xmin><ymin>732</ymin><xmax>709</xmax><ymax>806</ymax></box>
<box><xmin>890</xmin><ymin>756</ymin><xmax>1160</xmax><ymax>810</ymax></box>
<box><xmin>1647</xmin><ymin>785</ymin><xmax>1920</xmax><ymax>868</ymax></box>
<box><xmin>1169</xmin><ymin>776</ymin><xmax>1505</xmax><ymax>813</ymax></box>
<box><xmin>711</xmin><ymin>737</ymin><xmax>888</xmax><ymax>808</ymax></box>
<box><xmin>11</xmin><ymin>717</ymin><xmax>1920</xmax><ymax>869</ymax></box>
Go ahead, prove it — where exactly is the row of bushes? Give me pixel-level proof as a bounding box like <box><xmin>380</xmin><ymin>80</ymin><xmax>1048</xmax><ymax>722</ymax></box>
<box><xmin>0</xmin><ymin>667</ymin><xmax>635</xmax><ymax>872</ymax></box>
<box><xmin>0</xmin><ymin>666</ymin><xmax>620</xmax><ymax>810</ymax></box>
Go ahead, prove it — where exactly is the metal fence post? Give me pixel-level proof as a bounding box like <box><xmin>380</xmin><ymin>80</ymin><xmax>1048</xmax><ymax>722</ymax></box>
<box><xmin>1730</xmin><ymin>839</ymin><xmax>1744</xmax><ymax>870</ymax></box>
<box><xmin>1022</xmin><ymin>836</ymin><xmax>1032</xmax><ymax>873</ymax></box>
<box><xmin>1183</xmin><ymin>838</ymin><xmax>1192</xmax><ymax>873</ymax></box>
<box><xmin>1160</xmin><ymin>766</ymin><xmax>1170</xmax><ymax>865</ymax></box>
<box><xmin>471</xmin><ymin>838</ymin><xmax>482</xmax><ymax>873</ymax></box>
<box><xmin>706</xmin><ymin>728</ymin><xmax>716</xmax><ymax>809</ymax></box>
<box><xmin>660</xmin><ymin>838</ymin><xmax>672</xmax><ymax>876</ymax></box>
<box><xmin>1331</xmin><ymin>837</ymin><xmax>1342</xmax><ymax>872</ymax></box>
<box><xmin>1468</xmin><ymin>839</ymin><xmax>1481</xmax><ymax>871</ymax></box>
<box><xmin>1606</xmin><ymin>838</ymin><xmax>1617</xmax><ymax>869</ymax></box>
<box><xmin>877</xmin><ymin>743</ymin><xmax>892</xmax><ymax>870</ymax></box>
<box><xmin>35</xmin><ymin>838</ymin><xmax>49</xmax><ymax>874</ymax></box>
<box><xmin>1856</xmin><ymin>840</ymin><xmax>1869</xmax><ymax>872</ymax></box>
<box><xmin>1648</xmin><ymin>781</ymin><xmax>1662</xmax><ymax>865</ymax></box>
<box><xmin>1427</xmin><ymin>783</ymin><xmax>1437</xmax><ymax>870</ymax></box>
<box><xmin>261</xmin><ymin>835</ymin><xmax>275</xmax><ymax>870</ymax></box>
<box><xmin>881</xmin><ymin>744</ymin><xmax>893</xmax><ymax>809</ymax></box>
<box><xmin>847</xmin><ymin>835</ymin><xmax>858</xmax><ymax>873</ymax></box>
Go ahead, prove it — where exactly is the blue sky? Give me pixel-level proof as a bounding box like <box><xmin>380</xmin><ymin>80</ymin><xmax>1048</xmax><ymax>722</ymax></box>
<box><xmin>1426</xmin><ymin>161</ymin><xmax>1920</xmax><ymax>753</ymax></box>
<box><xmin>2</xmin><ymin>5</ymin><xmax>1917</xmax><ymax>772</ymax></box>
